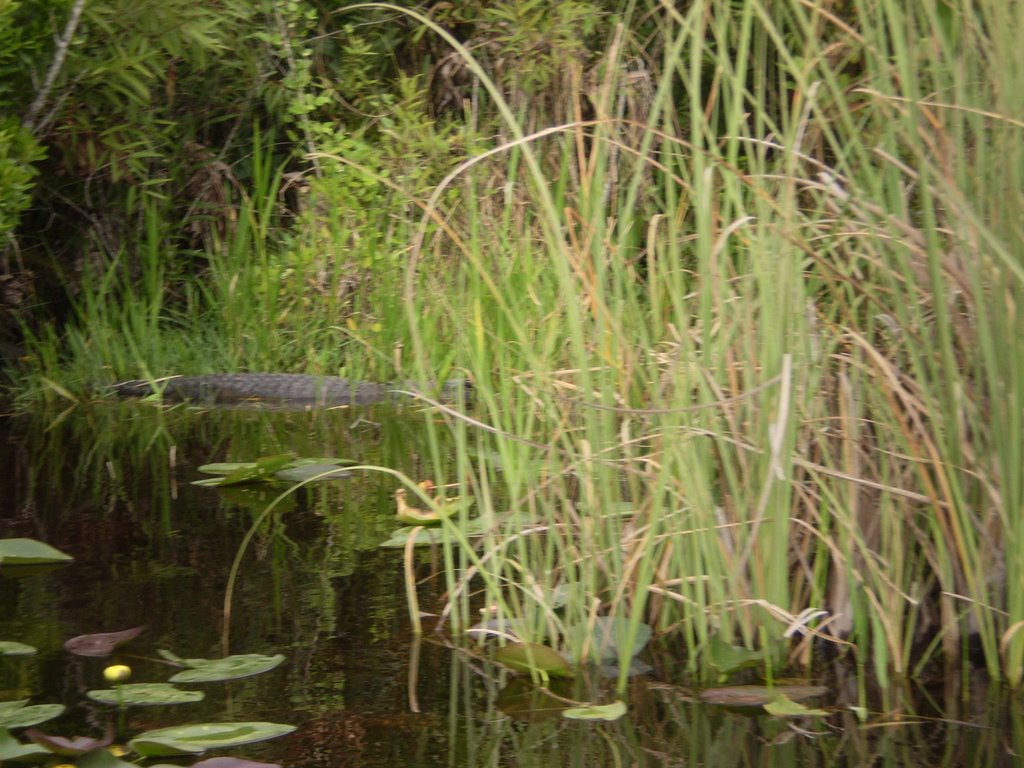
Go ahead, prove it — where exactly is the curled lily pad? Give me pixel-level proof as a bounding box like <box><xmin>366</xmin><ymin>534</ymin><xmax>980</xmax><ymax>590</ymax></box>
<box><xmin>0</xmin><ymin>538</ymin><xmax>73</xmax><ymax>566</ymax></box>
<box><xmin>159</xmin><ymin>650</ymin><xmax>285</xmax><ymax>683</ymax></box>
<box><xmin>0</xmin><ymin>700</ymin><xmax>66</xmax><ymax>729</ymax></box>
<box><xmin>494</xmin><ymin>643</ymin><xmax>573</xmax><ymax>680</ymax></box>
<box><xmin>87</xmin><ymin>683</ymin><xmax>205</xmax><ymax>706</ymax></box>
<box><xmin>763</xmin><ymin>694</ymin><xmax>829</xmax><ymax>717</ymax></box>
<box><xmin>0</xmin><ymin>729</ymin><xmax>52</xmax><ymax>762</ymax></box>
<box><xmin>0</xmin><ymin>641</ymin><xmax>37</xmax><ymax>656</ymax></box>
<box><xmin>129</xmin><ymin>722</ymin><xmax>296</xmax><ymax>757</ymax></box>
<box><xmin>64</xmin><ymin>627</ymin><xmax>144</xmax><ymax>657</ymax></box>
<box><xmin>700</xmin><ymin>685</ymin><xmax>828</xmax><ymax>708</ymax></box>
<box><xmin>25</xmin><ymin>728</ymin><xmax>113</xmax><ymax>756</ymax></box>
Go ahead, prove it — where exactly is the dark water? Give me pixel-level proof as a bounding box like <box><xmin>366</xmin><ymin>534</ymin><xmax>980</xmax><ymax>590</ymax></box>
<box><xmin>2</xmin><ymin>403</ymin><xmax>1022</xmax><ymax>767</ymax></box>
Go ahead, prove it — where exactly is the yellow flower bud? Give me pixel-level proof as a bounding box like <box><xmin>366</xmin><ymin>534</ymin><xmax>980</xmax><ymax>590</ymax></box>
<box><xmin>102</xmin><ymin>664</ymin><xmax>132</xmax><ymax>683</ymax></box>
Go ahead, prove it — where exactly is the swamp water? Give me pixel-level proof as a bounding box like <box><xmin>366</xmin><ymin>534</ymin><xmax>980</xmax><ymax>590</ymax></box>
<box><xmin>2</xmin><ymin>402</ymin><xmax>1022</xmax><ymax>767</ymax></box>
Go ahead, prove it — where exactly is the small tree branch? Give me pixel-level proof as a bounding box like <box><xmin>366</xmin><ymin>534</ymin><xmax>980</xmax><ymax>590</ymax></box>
<box><xmin>23</xmin><ymin>0</ymin><xmax>88</xmax><ymax>134</ymax></box>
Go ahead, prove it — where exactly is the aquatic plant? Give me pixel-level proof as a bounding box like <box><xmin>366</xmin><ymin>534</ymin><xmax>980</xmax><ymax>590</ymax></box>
<box><xmin>0</xmin><ymin>538</ymin><xmax>295</xmax><ymax>766</ymax></box>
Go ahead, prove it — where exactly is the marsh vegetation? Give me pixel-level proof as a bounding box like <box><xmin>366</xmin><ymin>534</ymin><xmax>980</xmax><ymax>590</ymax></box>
<box><xmin>3</xmin><ymin>0</ymin><xmax>1022</xmax><ymax>692</ymax></box>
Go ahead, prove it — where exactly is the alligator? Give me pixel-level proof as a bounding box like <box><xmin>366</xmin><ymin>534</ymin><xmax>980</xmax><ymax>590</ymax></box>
<box><xmin>110</xmin><ymin>373</ymin><xmax>472</xmax><ymax>407</ymax></box>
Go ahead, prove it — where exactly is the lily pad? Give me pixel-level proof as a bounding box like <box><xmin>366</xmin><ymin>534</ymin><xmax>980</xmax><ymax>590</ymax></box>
<box><xmin>192</xmin><ymin>759</ymin><xmax>283</xmax><ymax>768</ymax></box>
<box><xmin>159</xmin><ymin>651</ymin><xmax>285</xmax><ymax>683</ymax></box>
<box><xmin>64</xmin><ymin>626</ymin><xmax>144</xmax><ymax>657</ymax></box>
<box><xmin>196</xmin><ymin>454</ymin><xmax>304</xmax><ymax>487</ymax></box>
<box><xmin>273</xmin><ymin>463</ymin><xmax>352</xmax><ymax>482</ymax></box>
<box><xmin>763</xmin><ymin>694</ymin><xmax>829</xmax><ymax>717</ymax></box>
<box><xmin>494</xmin><ymin>643</ymin><xmax>573</xmax><ymax>680</ymax></box>
<box><xmin>197</xmin><ymin>457</ymin><xmax>356</xmax><ymax>485</ymax></box>
<box><xmin>562</xmin><ymin>700</ymin><xmax>628</xmax><ymax>721</ymax></box>
<box><xmin>700</xmin><ymin>684</ymin><xmax>828</xmax><ymax>708</ymax></box>
<box><xmin>87</xmin><ymin>683</ymin><xmax>205</xmax><ymax>706</ymax></box>
<box><xmin>0</xmin><ymin>538</ymin><xmax>73</xmax><ymax>566</ymax></box>
<box><xmin>378</xmin><ymin>518</ymin><xmax>488</xmax><ymax>549</ymax></box>
<box><xmin>129</xmin><ymin>722</ymin><xmax>297</xmax><ymax>757</ymax></box>
<box><xmin>707</xmin><ymin>635</ymin><xmax>763</xmax><ymax>674</ymax></box>
<box><xmin>77</xmin><ymin>747</ymin><xmax>141</xmax><ymax>768</ymax></box>
<box><xmin>0</xmin><ymin>701</ymin><xmax>65</xmax><ymax>729</ymax></box>
<box><xmin>564</xmin><ymin>615</ymin><xmax>652</xmax><ymax>663</ymax></box>
<box><xmin>0</xmin><ymin>641</ymin><xmax>37</xmax><ymax>656</ymax></box>
<box><xmin>378</xmin><ymin>527</ymin><xmax>443</xmax><ymax>548</ymax></box>
<box><xmin>25</xmin><ymin>728</ymin><xmax>113</xmax><ymax>756</ymax></box>
<box><xmin>0</xmin><ymin>728</ymin><xmax>53</xmax><ymax>762</ymax></box>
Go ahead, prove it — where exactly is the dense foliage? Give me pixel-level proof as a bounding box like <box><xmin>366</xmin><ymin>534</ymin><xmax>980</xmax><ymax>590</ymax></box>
<box><xmin>3</xmin><ymin>0</ymin><xmax>1023</xmax><ymax>688</ymax></box>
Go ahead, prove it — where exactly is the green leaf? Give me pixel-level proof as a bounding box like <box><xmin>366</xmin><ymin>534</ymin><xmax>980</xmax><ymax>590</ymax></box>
<box><xmin>700</xmin><ymin>685</ymin><xmax>828</xmax><ymax>708</ymax></box>
<box><xmin>198</xmin><ymin>457</ymin><xmax>355</xmax><ymax>481</ymax></box>
<box><xmin>76</xmin><ymin>746</ymin><xmax>141</xmax><ymax>768</ymax></box>
<box><xmin>379</xmin><ymin>517</ymin><xmax>487</xmax><ymax>548</ymax></box>
<box><xmin>0</xmin><ymin>538</ymin><xmax>73</xmax><ymax>565</ymax></box>
<box><xmin>0</xmin><ymin>641</ymin><xmax>37</xmax><ymax>656</ymax></box>
<box><xmin>129</xmin><ymin>722</ymin><xmax>297</xmax><ymax>756</ymax></box>
<box><xmin>87</xmin><ymin>683</ymin><xmax>204</xmax><ymax>706</ymax></box>
<box><xmin>378</xmin><ymin>527</ymin><xmax>443</xmax><ymax>548</ymax></box>
<box><xmin>0</xmin><ymin>728</ymin><xmax>53</xmax><ymax>762</ymax></box>
<box><xmin>24</xmin><ymin>729</ymin><xmax>113</xmax><ymax>756</ymax></box>
<box><xmin>562</xmin><ymin>700</ymin><xmax>628</xmax><ymax>721</ymax></box>
<box><xmin>214</xmin><ymin>455</ymin><xmax>295</xmax><ymax>487</ymax></box>
<box><xmin>763</xmin><ymin>694</ymin><xmax>829</xmax><ymax>717</ymax></box>
<box><xmin>707</xmin><ymin>635</ymin><xmax>763</xmax><ymax>674</ymax></box>
<box><xmin>273</xmin><ymin>462</ymin><xmax>353</xmax><ymax>483</ymax></box>
<box><xmin>494</xmin><ymin>643</ymin><xmax>573</xmax><ymax>680</ymax></box>
<box><xmin>160</xmin><ymin>652</ymin><xmax>285</xmax><ymax>683</ymax></box>
<box><xmin>0</xmin><ymin>701</ymin><xmax>65</xmax><ymax>729</ymax></box>
<box><xmin>64</xmin><ymin>626</ymin><xmax>144</xmax><ymax>657</ymax></box>
<box><xmin>564</xmin><ymin>615</ymin><xmax>652</xmax><ymax>663</ymax></box>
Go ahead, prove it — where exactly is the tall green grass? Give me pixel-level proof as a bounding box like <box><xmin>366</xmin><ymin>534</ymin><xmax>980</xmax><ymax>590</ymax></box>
<box><xmin>14</xmin><ymin>0</ymin><xmax>1022</xmax><ymax>688</ymax></box>
<box><xmin>382</xmin><ymin>0</ymin><xmax>1024</xmax><ymax>687</ymax></box>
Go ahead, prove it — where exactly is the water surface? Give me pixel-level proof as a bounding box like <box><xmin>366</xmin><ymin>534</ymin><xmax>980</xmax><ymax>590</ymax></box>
<box><xmin>2</xmin><ymin>403</ymin><xmax>1021</xmax><ymax>766</ymax></box>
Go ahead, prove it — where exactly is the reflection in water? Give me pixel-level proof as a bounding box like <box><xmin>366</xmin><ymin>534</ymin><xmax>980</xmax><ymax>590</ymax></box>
<box><xmin>1</xmin><ymin>405</ymin><xmax>1021</xmax><ymax>766</ymax></box>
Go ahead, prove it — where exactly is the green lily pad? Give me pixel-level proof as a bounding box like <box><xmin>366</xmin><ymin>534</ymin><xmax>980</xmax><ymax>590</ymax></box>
<box><xmin>0</xmin><ymin>641</ymin><xmax>37</xmax><ymax>656</ymax></box>
<box><xmin>87</xmin><ymin>683</ymin><xmax>205</xmax><ymax>706</ymax></box>
<box><xmin>0</xmin><ymin>700</ymin><xmax>66</xmax><ymax>729</ymax></box>
<box><xmin>159</xmin><ymin>651</ymin><xmax>285</xmax><ymax>682</ymax></box>
<box><xmin>64</xmin><ymin>626</ymin><xmax>144</xmax><ymax>657</ymax></box>
<box><xmin>562</xmin><ymin>700</ymin><xmax>628</xmax><ymax>721</ymax></box>
<box><xmin>379</xmin><ymin>518</ymin><xmax>488</xmax><ymax>549</ymax></box>
<box><xmin>194</xmin><ymin>454</ymin><xmax>296</xmax><ymax>487</ymax></box>
<box><xmin>0</xmin><ymin>538</ymin><xmax>73</xmax><ymax>566</ymax></box>
<box><xmin>273</xmin><ymin>463</ymin><xmax>352</xmax><ymax>482</ymax></box>
<box><xmin>25</xmin><ymin>727</ymin><xmax>113</xmax><ymax>756</ymax></box>
<box><xmin>0</xmin><ymin>728</ymin><xmax>53</xmax><ymax>762</ymax></box>
<box><xmin>494</xmin><ymin>643</ymin><xmax>573</xmax><ymax>680</ymax></box>
<box><xmin>564</xmin><ymin>615</ymin><xmax>652</xmax><ymax>663</ymax></box>
<box><xmin>129</xmin><ymin>722</ymin><xmax>297</xmax><ymax>757</ymax></box>
<box><xmin>707</xmin><ymin>635</ymin><xmax>763</xmax><ymax>674</ymax></box>
<box><xmin>198</xmin><ymin>457</ymin><xmax>356</xmax><ymax>485</ymax></box>
<box><xmin>378</xmin><ymin>527</ymin><xmax>443</xmax><ymax>548</ymax></box>
<box><xmin>77</xmin><ymin>747</ymin><xmax>140</xmax><ymax>768</ymax></box>
<box><xmin>763</xmin><ymin>694</ymin><xmax>829</xmax><ymax>717</ymax></box>
<box><xmin>700</xmin><ymin>684</ymin><xmax>828</xmax><ymax>708</ymax></box>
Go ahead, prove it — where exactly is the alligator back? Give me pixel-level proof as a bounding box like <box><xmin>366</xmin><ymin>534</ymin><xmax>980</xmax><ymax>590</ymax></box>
<box><xmin>111</xmin><ymin>373</ymin><xmax>471</xmax><ymax>406</ymax></box>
